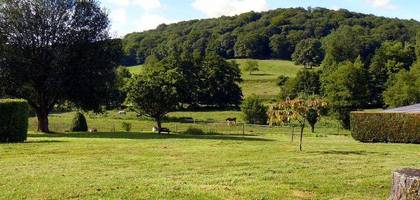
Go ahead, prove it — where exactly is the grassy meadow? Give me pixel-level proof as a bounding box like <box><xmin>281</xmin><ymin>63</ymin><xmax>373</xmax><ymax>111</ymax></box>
<box><xmin>1</xmin><ymin>110</ymin><xmax>419</xmax><ymax>199</ymax></box>
<box><xmin>1</xmin><ymin>59</ymin><xmax>418</xmax><ymax>199</ymax></box>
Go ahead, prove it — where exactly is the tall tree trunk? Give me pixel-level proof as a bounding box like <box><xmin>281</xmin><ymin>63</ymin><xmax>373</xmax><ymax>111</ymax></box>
<box><xmin>311</xmin><ymin>124</ymin><xmax>315</xmax><ymax>133</ymax></box>
<box><xmin>299</xmin><ymin>123</ymin><xmax>305</xmax><ymax>151</ymax></box>
<box><xmin>36</xmin><ymin>109</ymin><xmax>50</xmax><ymax>133</ymax></box>
<box><xmin>156</xmin><ymin>117</ymin><xmax>162</xmax><ymax>134</ymax></box>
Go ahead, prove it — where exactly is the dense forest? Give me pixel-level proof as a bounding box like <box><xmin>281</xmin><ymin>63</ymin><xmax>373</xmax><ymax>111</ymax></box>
<box><xmin>121</xmin><ymin>7</ymin><xmax>420</xmax><ymax>66</ymax></box>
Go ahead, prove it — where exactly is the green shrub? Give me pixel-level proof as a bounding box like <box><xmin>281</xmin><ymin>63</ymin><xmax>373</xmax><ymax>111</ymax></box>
<box><xmin>122</xmin><ymin>122</ymin><xmax>132</xmax><ymax>132</ymax></box>
<box><xmin>241</xmin><ymin>95</ymin><xmax>268</xmax><ymax>125</ymax></box>
<box><xmin>70</xmin><ymin>112</ymin><xmax>88</xmax><ymax>132</ymax></box>
<box><xmin>350</xmin><ymin>112</ymin><xmax>420</xmax><ymax>144</ymax></box>
<box><xmin>0</xmin><ymin>99</ymin><xmax>29</xmax><ymax>143</ymax></box>
<box><xmin>183</xmin><ymin>127</ymin><xmax>205</xmax><ymax>135</ymax></box>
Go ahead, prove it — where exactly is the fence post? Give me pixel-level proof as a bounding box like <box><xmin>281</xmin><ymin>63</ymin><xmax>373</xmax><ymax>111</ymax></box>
<box><xmin>175</xmin><ymin>124</ymin><xmax>178</xmax><ymax>133</ymax></box>
<box><xmin>242</xmin><ymin>123</ymin><xmax>245</xmax><ymax>136</ymax></box>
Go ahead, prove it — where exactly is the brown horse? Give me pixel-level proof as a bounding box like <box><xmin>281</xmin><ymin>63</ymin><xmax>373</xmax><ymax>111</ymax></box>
<box><xmin>226</xmin><ymin>118</ymin><xmax>237</xmax><ymax>126</ymax></box>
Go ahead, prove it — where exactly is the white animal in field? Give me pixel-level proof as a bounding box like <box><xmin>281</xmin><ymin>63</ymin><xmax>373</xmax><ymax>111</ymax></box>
<box><xmin>89</xmin><ymin>128</ymin><xmax>98</xmax><ymax>133</ymax></box>
<box><xmin>118</xmin><ymin>110</ymin><xmax>126</xmax><ymax>115</ymax></box>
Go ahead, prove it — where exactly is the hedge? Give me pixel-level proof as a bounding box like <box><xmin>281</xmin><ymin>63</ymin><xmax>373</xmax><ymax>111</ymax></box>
<box><xmin>0</xmin><ymin>99</ymin><xmax>29</xmax><ymax>142</ymax></box>
<box><xmin>350</xmin><ymin>111</ymin><xmax>420</xmax><ymax>144</ymax></box>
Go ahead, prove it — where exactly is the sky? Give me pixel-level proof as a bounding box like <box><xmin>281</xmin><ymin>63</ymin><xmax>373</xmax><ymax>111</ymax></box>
<box><xmin>100</xmin><ymin>0</ymin><xmax>420</xmax><ymax>37</ymax></box>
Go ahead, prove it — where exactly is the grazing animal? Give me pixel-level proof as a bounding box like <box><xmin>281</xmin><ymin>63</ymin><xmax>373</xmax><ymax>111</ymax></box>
<box><xmin>153</xmin><ymin>127</ymin><xmax>171</xmax><ymax>134</ymax></box>
<box><xmin>118</xmin><ymin>110</ymin><xmax>126</xmax><ymax>115</ymax></box>
<box><xmin>226</xmin><ymin>118</ymin><xmax>237</xmax><ymax>126</ymax></box>
<box><xmin>89</xmin><ymin>128</ymin><xmax>98</xmax><ymax>133</ymax></box>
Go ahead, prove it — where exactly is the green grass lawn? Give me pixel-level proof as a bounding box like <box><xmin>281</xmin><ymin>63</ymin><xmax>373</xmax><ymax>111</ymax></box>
<box><xmin>127</xmin><ymin>64</ymin><xmax>143</xmax><ymax>74</ymax></box>
<box><xmin>1</xmin><ymin>111</ymin><xmax>418</xmax><ymax>199</ymax></box>
<box><xmin>236</xmin><ymin>59</ymin><xmax>303</xmax><ymax>100</ymax></box>
<box><xmin>126</xmin><ymin>59</ymin><xmax>303</xmax><ymax>100</ymax></box>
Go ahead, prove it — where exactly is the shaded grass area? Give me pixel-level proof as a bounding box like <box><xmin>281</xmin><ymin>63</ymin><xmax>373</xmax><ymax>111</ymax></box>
<box><xmin>29</xmin><ymin>111</ymin><xmax>346</xmax><ymax>136</ymax></box>
<box><xmin>0</xmin><ymin>130</ymin><xmax>419</xmax><ymax>199</ymax></box>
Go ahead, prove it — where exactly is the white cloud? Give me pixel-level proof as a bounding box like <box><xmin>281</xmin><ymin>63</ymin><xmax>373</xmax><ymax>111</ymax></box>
<box><xmin>106</xmin><ymin>0</ymin><xmax>162</xmax><ymax>11</ymax></box>
<box><xmin>135</xmin><ymin>13</ymin><xmax>174</xmax><ymax>32</ymax></box>
<box><xmin>192</xmin><ymin>0</ymin><xmax>269</xmax><ymax>18</ymax></box>
<box><xmin>131</xmin><ymin>0</ymin><xmax>161</xmax><ymax>11</ymax></box>
<box><xmin>365</xmin><ymin>0</ymin><xmax>398</xmax><ymax>10</ymax></box>
<box><xmin>109</xmin><ymin>8</ymin><xmax>127</xmax><ymax>23</ymax></box>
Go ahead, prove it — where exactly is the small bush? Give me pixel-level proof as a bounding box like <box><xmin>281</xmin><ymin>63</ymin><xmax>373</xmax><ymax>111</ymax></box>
<box><xmin>277</xmin><ymin>75</ymin><xmax>289</xmax><ymax>86</ymax></box>
<box><xmin>70</xmin><ymin>112</ymin><xmax>88</xmax><ymax>132</ymax></box>
<box><xmin>241</xmin><ymin>95</ymin><xmax>268</xmax><ymax>125</ymax></box>
<box><xmin>183</xmin><ymin>127</ymin><xmax>205</xmax><ymax>135</ymax></box>
<box><xmin>122</xmin><ymin>122</ymin><xmax>132</xmax><ymax>132</ymax></box>
<box><xmin>350</xmin><ymin>112</ymin><xmax>420</xmax><ymax>144</ymax></box>
<box><xmin>0</xmin><ymin>99</ymin><xmax>29</xmax><ymax>142</ymax></box>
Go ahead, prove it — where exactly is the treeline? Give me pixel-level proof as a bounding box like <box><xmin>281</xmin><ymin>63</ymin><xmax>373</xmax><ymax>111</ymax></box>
<box><xmin>121</xmin><ymin>7</ymin><xmax>420</xmax><ymax>66</ymax></box>
<box><xmin>279</xmin><ymin>29</ymin><xmax>420</xmax><ymax>128</ymax></box>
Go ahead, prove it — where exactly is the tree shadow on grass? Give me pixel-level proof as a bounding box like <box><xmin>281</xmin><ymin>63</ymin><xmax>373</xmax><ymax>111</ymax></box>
<box><xmin>25</xmin><ymin>140</ymin><xmax>67</xmax><ymax>144</ymax></box>
<box><xmin>249</xmin><ymin>73</ymin><xmax>273</xmax><ymax>76</ymax></box>
<box><xmin>309</xmin><ymin>150</ymin><xmax>389</xmax><ymax>156</ymax></box>
<box><xmin>29</xmin><ymin>132</ymin><xmax>274</xmax><ymax>142</ymax></box>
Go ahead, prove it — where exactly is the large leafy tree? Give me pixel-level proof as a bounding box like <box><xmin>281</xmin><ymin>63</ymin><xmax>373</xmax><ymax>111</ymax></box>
<box><xmin>0</xmin><ymin>0</ymin><xmax>121</xmax><ymax>132</ymax></box>
<box><xmin>280</xmin><ymin>69</ymin><xmax>321</xmax><ymax>99</ymax></box>
<box><xmin>234</xmin><ymin>32</ymin><xmax>269</xmax><ymax>58</ymax></box>
<box><xmin>321</xmin><ymin>26</ymin><xmax>378</xmax><ymax>74</ymax></box>
<box><xmin>198</xmin><ymin>53</ymin><xmax>243</xmax><ymax>107</ymax></box>
<box><xmin>416</xmin><ymin>31</ymin><xmax>420</xmax><ymax>59</ymax></box>
<box><xmin>125</xmin><ymin>66</ymin><xmax>180</xmax><ymax>133</ymax></box>
<box><xmin>383</xmin><ymin>63</ymin><xmax>420</xmax><ymax>107</ymax></box>
<box><xmin>292</xmin><ymin>38</ymin><xmax>324</xmax><ymax>68</ymax></box>
<box><xmin>323</xmin><ymin>58</ymin><xmax>370</xmax><ymax>129</ymax></box>
<box><xmin>368</xmin><ymin>41</ymin><xmax>416</xmax><ymax>106</ymax></box>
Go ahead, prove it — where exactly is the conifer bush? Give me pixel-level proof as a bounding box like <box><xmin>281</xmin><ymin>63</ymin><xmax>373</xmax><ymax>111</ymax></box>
<box><xmin>70</xmin><ymin>112</ymin><xmax>88</xmax><ymax>132</ymax></box>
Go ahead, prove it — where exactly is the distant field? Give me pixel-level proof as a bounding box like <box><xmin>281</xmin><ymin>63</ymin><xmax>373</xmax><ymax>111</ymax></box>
<box><xmin>234</xmin><ymin>59</ymin><xmax>303</xmax><ymax>100</ymax></box>
<box><xmin>126</xmin><ymin>59</ymin><xmax>303</xmax><ymax>100</ymax></box>
<box><xmin>1</xmin><ymin>111</ymin><xmax>418</xmax><ymax>199</ymax></box>
<box><xmin>127</xmin><ymin>65</ymin><xmax>142</xmax><ymax>74</ymax></box>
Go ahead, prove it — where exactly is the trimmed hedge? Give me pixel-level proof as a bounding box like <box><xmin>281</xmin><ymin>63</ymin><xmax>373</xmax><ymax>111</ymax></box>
<box><xmin>350</xmin><ymin>112</ymin><xmax>420</xmax><ymax>144</ymax></box>
<box><xmin>0</xmin><ymin>99</ymin><xmax>29</xmax><ymax>143</ymax></box>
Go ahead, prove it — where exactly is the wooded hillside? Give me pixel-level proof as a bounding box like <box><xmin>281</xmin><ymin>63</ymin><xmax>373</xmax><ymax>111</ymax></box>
<box><xmin>121</xmin><ymin>7</ymin><xmax>420</xmax><ymax>66</ymax></box>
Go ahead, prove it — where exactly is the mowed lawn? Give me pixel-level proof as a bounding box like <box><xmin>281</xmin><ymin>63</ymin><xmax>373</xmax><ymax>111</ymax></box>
<box><xmin>126</xmin><ymin>59</ymin><xmax>303</xmax><ymax>100</ymax></box>
<box><xmin>0</xmin><ymin>112</ymin><xmax>419</xmax><ymax>199</ymax></box>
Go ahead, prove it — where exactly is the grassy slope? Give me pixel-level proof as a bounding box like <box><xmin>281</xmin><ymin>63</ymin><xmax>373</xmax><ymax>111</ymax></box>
<box><xmin>126</xmin><ymin>59</ymin><xmax>303</xmax><ymax>100</ymax></box>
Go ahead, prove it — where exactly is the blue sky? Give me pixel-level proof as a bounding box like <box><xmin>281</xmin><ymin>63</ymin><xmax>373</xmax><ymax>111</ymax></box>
<box><xmin>100</xmin><ymin>0</ymin><xmax>420</xmax><ymax>37</ymax></box>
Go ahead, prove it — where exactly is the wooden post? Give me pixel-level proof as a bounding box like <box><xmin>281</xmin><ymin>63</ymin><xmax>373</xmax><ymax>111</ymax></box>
<box><xmin>242</xmin><ymin>123</ymin><xmax>245</xmax><ymax>136</ymax></box>
<box><xmin>390</xmin><ymin>168</ymin><xmax>420</xmax><ymax>200</ymax></box>
<box><xmin>175</xmin><ymin>124</ymin><xmax>178</xmax><ymax>133</ymax></box>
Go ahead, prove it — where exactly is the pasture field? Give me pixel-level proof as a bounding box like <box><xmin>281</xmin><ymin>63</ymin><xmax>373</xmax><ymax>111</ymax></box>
<box><xmin>127</xmin><ymin>65</ymin><xmax>143</xmax><ymax>74</ymax></box>
<box><xmin>0</xmin><ymin>111</ymin><xmax>418</xmax><ymax>199</ymax></box>
<box><xmin>126</xmin><ymin>59</ymin><xmax>303</xmax><ymax>100</ymax></box>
